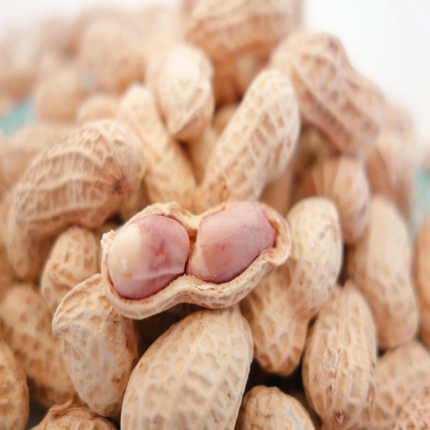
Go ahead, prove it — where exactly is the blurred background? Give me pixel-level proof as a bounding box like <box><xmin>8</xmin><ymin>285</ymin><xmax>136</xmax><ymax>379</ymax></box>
<box><xmin>0</xmin><ymin>0</ymin><xmax>429</xmax><ymax>144</ymax></box>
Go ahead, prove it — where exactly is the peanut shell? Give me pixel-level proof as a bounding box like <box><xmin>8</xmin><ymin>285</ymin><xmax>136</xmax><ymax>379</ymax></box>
<box><xmin>101</xmin><ymin>201</ymin><xmax>290</xmax><ymax>319</ymax></box>
<box><xmin>0</xmin><ymin>245</ymin><xmax>14</xmax><ymax>303</ymax></box>
<box><xmin>77</xmin><ymin>93</ymin><xmax>119</xmax><ymax>124</ymax></box>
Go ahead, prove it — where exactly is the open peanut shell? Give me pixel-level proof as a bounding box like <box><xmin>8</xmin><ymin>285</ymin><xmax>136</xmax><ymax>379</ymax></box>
<box><xmin>101</xmin><ymin>201</ymin><xmax>291</xmax><ymax>319</ymax></box>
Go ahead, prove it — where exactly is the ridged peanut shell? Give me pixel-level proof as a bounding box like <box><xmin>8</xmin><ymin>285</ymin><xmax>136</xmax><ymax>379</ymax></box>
<box><xmin>0</xmin><ymin>336</ymin><xmax>29</xmax><ymax>430</ymax></box>
<box><xmin>302</xmin><ymin>155</ymin><xmax>370</xmax><ymax>245</ymax></box>
<box><xmin>194</xmin><ymin>68</ymin><xmax>300</xmax><ymax>213</ymax></box>
<box><xmin>52</xmin><ymin>274</ymin><xmax>141</xmax><ymax>419</ymax></box>
<box><xmin>346</xmin><ymin>196</ymin><xmax>418</xmax><ymax>349</ymax></box>
<box><xmin>121</xmin><ymin>305</ymin><xmax>253</xmax><ymax>430</ymax></box>
<box><xmin>102</xmin><ymin>201</ymin><xmax>290</xmax><ymax>319</ymax></box>
<box><xmin>236</xmin><ymin>386</ymin><xmax>316</xmax><ymax>430</ymax></box>
<box><xmin>0</xmin><ymin>245</ymin><xmax>14</xmax><ymax>302</ymax></box>
<box><xmin>271</xmin><ymin>32</ymin><xmax>386</xmax><ymax>153</ymax></box>
<box><xmin>32</xmin><ymin>400</ymin><xmax>117</xmax><ymax>430</ymax></box>
<box><xmin>366</xmin><ymin>340</ymin><xmax>430</xmax><ymax>430</ymax></box>
<box><xmin>0</xmin><ymin>284</ymin><xmax>75</xmax><ymax>407</ymax></box>
<box><xmin>5</xmin><ymin>119</ymin><xmax>145</xmax><ymax>280</ymax></box>
<box><xmin>302</xmin><ymin>282</ymin><xmax>377</xmax><ymax>430</ymax></box>
<box><xmin>241</xmin><ymin>197</ymin><xmax>342</xmax><ymax>376</ymax></box>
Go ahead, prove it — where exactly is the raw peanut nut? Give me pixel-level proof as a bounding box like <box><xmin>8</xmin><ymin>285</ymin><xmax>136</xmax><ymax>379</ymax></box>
<box><xmin>108</xmin><ymin>215</ymin><xmax>190</xmax><ymax>299</ymax></box>
<box><xmin>186</xmin><ymin>0</ymin><xmax>292</xmax><ymax>63</ymax></box>
<box><xmin>346</xmin><ymin>196</ymin><xmax>418</xmax><ymax>349</ymax></box>
<box><xmin>121</xmin><ymin>305</ymin><xmax>253</xmax><ymax>430</ymax></box>
<box><xmin>302</xmin><ymin>155</ymin><xmax>370</xmax><ymax>245</ymax></box>
<box><xmin>0</xmin><ymin>283</ymin><xmax>75</xmax><ymax>407</ymax></box>
<box><xmin>302</xmin><ymin>282</ymin><xmax>377</xmax><ymax>430</ymax></box>
<box><xmin>366</xmin><ymin>340</ymin><xmax>430</xmax><ymax>430</ymax></box>
<box><xmin>32</xmin><ymin>400</ymin><xmax>117</xmax><ymax>430</ymax></box>
<box><xmin>79</xmin><ymin>18</ymin><xmax>143</xmax><ymax>93</ymax></box>
<box><xmin>101</xmin><ymin>201</ymin><xmax>290</xmax><ymax>319</ymax></box>
<box><xmin>0</xmin><ymin>334</ymin><xmax>29</xmax><ymax>430</ymax></box>
<box><xmin>414</xmin><ymin>217</ymin><xmax>430</xmax><ymax>347</ymax></box>
<box><xmin>41</xmin><ymin>226</ymin><xmax>99</xmax><ymax>315</ymax></box>
<box><xmin>187</xmin><ymin>201</ymin><xmax>276</xmax><ymax>283</ymax></box>
<box><xmin>0</xmin><ymin>245</ymin><xmax>14</xmax><ymax>303</ymax></box>
<box><xmin>194</xmin><ymin>68</ymin><xmax>300</xmax><ymax>213</ymax></box>
<box><xmin>33</xmin><ymin>66</ymin><xmax>88</xmax><ymax>122</ymax></box>
<box><xmin>157</xmin><ymin>43</ymin><xmax>215</xmax><ymax>143</ymax></box>
<box><xmin>271</xmin><ymin>32</ymin><xmax>386</xmax><ymax>154</ymax></box>
<box><xmin>5</xmin><ymin>119</ymin><xmax>145</xmax><ymax>280</ymax></box>
<box><xmin>52</xmin><ymin>274</ymin><xmax>141</xmax><ymax>419</ymax></box>
<box><xmin>236</xmin><ymin>386</ymin><xmax>316</xmax><ymax>430</ymax></box>
<box><xmin>392</xmin><ymin>378</ymin><xmax>430</xmax><ymax>430</ymax></box>
<box><xmin>117</xmin><ymin>84</ymin><xmax>196</xmax><ymax>211</ymax></box>
<box><xmin>77</xmin><ymin>93</ymin><xmax>119</xmax><ymax>124</ymax></box>
<box><xmin>241</xmin><ymin>197</ymin><xmax>342</xmax><ymax>375</ymax></box>
<box><xmin>365</xmin><ymin>127</ymin><xmax>414</xmax><ymax>217</ymax></box>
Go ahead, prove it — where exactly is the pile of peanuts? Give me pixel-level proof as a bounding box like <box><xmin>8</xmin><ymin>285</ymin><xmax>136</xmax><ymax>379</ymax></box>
<box><xmin>0</xmin><ymin>1</ymin><xmax>429</xmax><ymax>429</ymax></box>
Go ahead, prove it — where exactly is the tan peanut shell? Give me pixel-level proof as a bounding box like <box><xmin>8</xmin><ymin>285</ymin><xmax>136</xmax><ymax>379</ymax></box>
<box><xmin>186</xmin><ymin>0</ymin><xmax>292</xmax><ymax>62</ymax></box>
<box><xmin>241</xmin><ymin>197</ymin><xmax>342</xmax><ymax>376</ymax></box>
<box><xmin>302</xmin><ymin>282</ymin><xmax>377</xmax><ymax>430</ymax></box>
<box><xmin>52</xmin><ymin>274</ymin><xmax>141</xmax><ymax>419</ymax></box>
<box><xmin>414</xmin><ymin>216</ymin><xmax>430</xmax><ymax>347</ymax></box>
<box><xmin>102</xmin><ymin>201</ymin><xmax>290</xmax><ymax>319</ymax></box>
<box><xmin>0</xmin><ymin>245</ymin><xmax>14</xmax><ymax>303</ymax></box>
<box><xmin>366</xmin><ymin>340</ymin><xmax>430</xmax><ymax>430</ymax></box>
<box><xmin>236</xmin><ymin>386</ymin><xmax>316</xmax><ymax>430</ymax></box>
<box><xmin>271</xmin><ymin>32</ymin><xmax>386</xmax><ymax>154</ymax></box>
<box><xmin>392</xmin><ymin>378</ymin><xmax>430</xmax><ymax>430</ymax></box>
<box><xmin>157</xmin><ymin>43</ymin><xmax>215</xmax><ymax>142</ymax></box>
<box><xmin>77</xmin><ymin>93</ymin><xmax>119</xmax><ymax>124</ymax></box>
<box><xmin>212</xmin><ymin>103</ymin><xmax>237</xmax><ymax>134</ymax></box>
<box><xmin>41</xmin><ymin>226</ymin><xmax>99</xmax><ymax>315</ymax></box>
<box><xmin>0</xmin><ymin>335</ymin><xmax>29</xmax><ymax>430</ymax></box>
<box><xmin>117</xmin><ymin>84</ymin><xmax>196</xmax><ymax>211</ymax></box>
<box><xmin>302</xmin><ymin>155</ymin><xmax>370</xmax><ymax>245</ymax></box>
<box><xmin>32</xmin><ymin>400</ymin><xmax>117</xmax><ymax>430</ymax></box>
<box><xmin>0</xmin><ymin>283</ymin><xmax>75</xmax><ymax>407</ymax></box>
<box><xmin>121</xmin><ymin>305</ymin><xmax>253</xmax><ymax>430</ymax></box>
<box><xmin>5</xmin><ymin>119</ymin><xmax>145</xmax><ymax>280</ymax></box>
<box><xmin>346</xmin><ymin>196</ymin><xmax>418</xmax><ymax>349</ymax></box>
<box><xmin>194</xmin><ymin>68</ymin><xmax>300</xmax><ymax>213</ymax></box>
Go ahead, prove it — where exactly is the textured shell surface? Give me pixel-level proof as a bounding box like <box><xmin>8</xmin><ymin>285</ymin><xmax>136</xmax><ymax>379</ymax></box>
<box><xmin>194</xmin><ymin>68</ymin><xmax>300</xmax><ymax>213</ymax></box>
<box><xmin>271</xmin><ymin>31</ymin><xmax>386</xmax><ymax>153</ymax></box>
<box><xmin>117</xmin><ymin>84</ymin><xmax>196</xmax><ymax>211</ymax></box>
<box><xmin>366</xmin><ymin>339</ymin><xmax>430</xmax><ymax>430</ymax></box>
<box><xmin>0</xmin><ymin>283</ymin><xmax>75</xmax><ymax>407</ymax></box>
<box><xmin>101</xmin><ymin>201</ymin><xmax>291</xmax><ymax>319</ymax></box>
<box><xmin>0</xmin><ymin>336</ymin><xmax>29</xmax><ymax>430</ymax></box>
<box><xmin>32</xmin><ymin>400</ymin><xmax>117</xmax><ymax>430</ymax></box>
<box><xmin>236</xmin><ymin>386</ymin><xmax>316</xmax><ymax>430</ymax></box>
<box><xmin>41</xmin><ymin>225</ymin><xmax>99</xmax><ymax>315</ymax></box>
<box><xmin>121</xmin><ymin>305</ymin><xmax>253</xmax><ymax>430</ymax></box>
<box><xmin>302</xmin><ymin>282</ymin><xmax>377</xmax><ymax>430</ymax></box>
<box><xmin>346</xmin><ymin>196</ymin><xmax>418</xmax><ymax>349</ymax></box>
<box><xmin>241</xmin><ymin>197</ymin><xmax>342</xmax><ymax>376</ymax></box>
<box><xmin>52</xmin><ymin>274</ymin><xmax>141</xmax><ymax>419</ymax></box>
<box><xmin>0</xmin><ymin>245</ymin><xmax>14</xmax><ymax>302</ymax></box>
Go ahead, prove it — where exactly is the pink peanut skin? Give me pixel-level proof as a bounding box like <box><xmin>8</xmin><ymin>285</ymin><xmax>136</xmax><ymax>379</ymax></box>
<box><xmin>108</xmin><ymin>216</ymin><xmax>190</xmax><ymax>300</ymax></box>
<box><xmin>187</xmin><ymin>201</ymin><xmax>276</xmax><ymax>283</ymax></box>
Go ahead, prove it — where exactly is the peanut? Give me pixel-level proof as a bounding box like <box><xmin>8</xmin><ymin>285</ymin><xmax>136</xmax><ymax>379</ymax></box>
<box><xmin>241</xmin><ymin>197</ymin><xmax>342</xmax><ymax>375</ymax></box>
<box><xmin>76</xmin><ymin>93</ymin><xmax>119</xmax><ymax>124</ymax></box>
<box><xmin>0</xmin><ymin>283</ymin><xmax>75</xmax><ymax>407</ymax></box>
<box><xmin>237</xmin><ymin>386</ymin><xmax>316</xmax><ymax>430</ymax></box>
<box><xmin>121</xmin><ymin>306</ymin><xmax>253</xmax><ymax>430</ymax></box>
<box><xmin>271</xmin><ymin>31</ymin><xmax>386</xmax><ymax>153</ymax></box>
<box><xmin>194</xmin><ymin>68</ymin><xmax>300</xmax><ymax>213</ymax></box>
<box><xmin>108</xmin><ymin>215</ymin><xmax>190</xmax><ymax>300</ymax></box>
<box><xmin>4</xmin><ymin>119</ymin><xmax>145</xmax><ymax>280</ymax></box>
<box><xmin>52</xmin><ymin>274</ymin><xmax>141</xmax><ymax>419</ymax></box>
<box><xmin>346</xmin><ymin>196</ymin><xmax>418</xmax><ymax>349</ymax></box>
<box><xmin>0</xmin><ymin>245</ymin><xmax>14</xmax><ymax>303</ymax></box>
<box><xmin>41</xmin><ymin>225</ymin><xmax>99</xmax><ymax>315</ymax></box>
<box><xmin>302</xmin><ymin>282</ymin><xmax>377</xmax><ymax>430</ymax></box>
<box><xmin>0</xmin><ymin>334</ymin><xmax>29</xmax><ymax>430</ymax></box>
<box><xmin>212</xmin><ymin>103</ymin><xmax>238</xmax><ymax>134</ymax></box>
<box><xmin>101</xmin><ymin>201</ymin><xmax>290</xmax><ymax>319</ymax></box>
<box><xmin>187</xmin><ymin>201</ymin><xmax>276</xmax><ymax>283</ymax></box>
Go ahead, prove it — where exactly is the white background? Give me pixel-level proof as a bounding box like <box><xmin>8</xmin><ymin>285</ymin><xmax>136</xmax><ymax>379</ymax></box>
<box><xmin>0</xmin><ymin>0</ymin><xmax>429</xmax><ymax>144</ymax></box>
